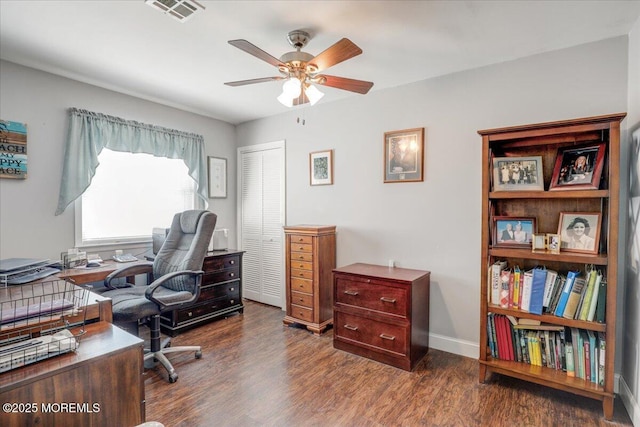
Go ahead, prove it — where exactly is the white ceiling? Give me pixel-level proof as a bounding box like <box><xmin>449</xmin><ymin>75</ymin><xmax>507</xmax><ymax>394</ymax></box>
<box><xmin>1</xmin><ymin>1</ymin><xmax>639</xmax><ymax>125</ymax></box>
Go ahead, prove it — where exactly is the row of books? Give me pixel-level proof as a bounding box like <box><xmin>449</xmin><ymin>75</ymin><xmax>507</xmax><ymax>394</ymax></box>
<box><xmin>489</xmin><ymin>261</ymin><xmax>606</xmax><ymax>322</ymax></box>
<box><xmin>487</xmin><ymin>314</ymin><xmax>605</xmax><ymax>385</ymax></box>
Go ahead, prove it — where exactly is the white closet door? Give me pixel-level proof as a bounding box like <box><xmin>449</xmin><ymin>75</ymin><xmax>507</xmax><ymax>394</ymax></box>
<box><xmin>238</xmin><ymin>141</ymin><xmax>285</xmax><ymax>308</ymax></box>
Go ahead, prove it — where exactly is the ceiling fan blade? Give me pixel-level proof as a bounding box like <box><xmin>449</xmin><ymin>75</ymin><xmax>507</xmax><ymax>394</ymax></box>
<box><xmin>224</xmin><ymin>76</ymin><xmax>285</xmax><ymax>87</ymax></box>
<box><xmin>308</xmin><ymin>38</ymin><xmax>362</xmax><ymax>72</ymax></box>
<box><xmin>316</xmin><ymin>75</ymin><xmax>374</xmax><ymax>94</ymax></box>
<box><xmin>293</xmin><ymin>91</ymin><xmax>309</xmax><ymax>106</ymax></box>
<box><xmin>228</xmin><ymin>39</ymin><xmax>284</xmax><ymax>68</ymax></box>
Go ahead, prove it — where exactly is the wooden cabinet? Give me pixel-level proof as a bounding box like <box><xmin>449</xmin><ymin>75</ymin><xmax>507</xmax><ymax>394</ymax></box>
<box><xmin>161</xmin><ymin>250</ymin><xmax>244</xmax><ymax>336</ymax></box>
<box><xmin>477</xmin><ymin>113</ymin><xmax>625</xmax><ymax>420</ymax></box>
<box><xmin>283</xmin><ymin>225</ymin><xmax>336</xmax><ymax>335</ymax></box>
<box><xmin>333</xmin><ymin>263</ymin><xmax>431</xmax><ymax>371</ymax></box>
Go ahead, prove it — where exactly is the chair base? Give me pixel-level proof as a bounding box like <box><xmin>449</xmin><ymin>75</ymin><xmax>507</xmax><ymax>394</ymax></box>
<box><xmin>144</xmin><ymin>344</ymin><xmax>202</xmax><ymax>383</ymax></box>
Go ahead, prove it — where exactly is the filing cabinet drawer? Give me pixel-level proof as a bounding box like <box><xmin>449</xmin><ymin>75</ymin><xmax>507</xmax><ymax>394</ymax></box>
<box><xmin>291</xmin><ymin>291</ymin><xmax>313</xmax><ymax>308</ymax></box>
<box><xmin>175</xmin><ymin>296</ymin><xmax>238</xmax><ymax>324</ymax></box>
<box><xmin>203</xmin><ymin>255</ymin><xmax>240</xmax><ymax>272</ymax></box>
<box><xmin>203</xmin><ymin>266</ymin><xmax>240</xmax><ymax>285</ymax></box>
<box><xmin>290</xmin><ymin>277</ymin><xmax>313</xmax><ymax>294</ymax></box>
<box><xmin>335</xmin><ymin>277</ymin><xmax>408</xmax><ymax>317</ymax></box>
<box><xmin>290</xmin><ymin>304</ymin><xmax>313</xmax><ymax>322</ymax></box>
<box><xmin>200</xmin><ymin>280</ymin><xmax>240</xmax><ymax>301</ymax></box>
<box><xmin>334</xmin><ymin>311</ymin><xmax>407</xmax><ymax>357</ymax></box>
<box><xmin>291</xmin><ymin>268</ymin><xmax>313</xmax><ymax>280</ymax></box>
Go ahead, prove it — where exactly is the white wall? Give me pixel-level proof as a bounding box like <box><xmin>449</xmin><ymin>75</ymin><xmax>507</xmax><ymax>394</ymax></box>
<box><xmin>0</xmin><ymin>60</ymin><xmax>237</xmax><ymax>262</ymax></box>
<box><xmin>622</xmin><ymin>15</ymin><xmax>640</xmax><ymax>427</ymax></box>
<box><xmin>237</xmin><ymin>37</ymin><xmax>629</xmax><ymax>358</ymax></box>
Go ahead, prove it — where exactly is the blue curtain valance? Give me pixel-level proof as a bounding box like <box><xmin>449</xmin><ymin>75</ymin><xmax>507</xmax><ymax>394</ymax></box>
<box><xmin>55</xmin><ymin>108</ymin><xmax>208</xmax><ymax>215</ymax></box>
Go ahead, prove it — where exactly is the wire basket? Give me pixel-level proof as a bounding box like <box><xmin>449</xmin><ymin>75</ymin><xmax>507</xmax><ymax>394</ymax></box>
<box><xmin>0</xmin><ymin>279</ymin><xmax>90</xmax><ymax>373</ymax></box>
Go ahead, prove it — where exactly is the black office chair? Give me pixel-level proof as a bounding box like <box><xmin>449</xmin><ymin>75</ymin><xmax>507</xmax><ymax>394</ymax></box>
<box><xmin>101</xmin><ymin>210</ymin><xmax>217</xmax><ymax>383</ymax></box>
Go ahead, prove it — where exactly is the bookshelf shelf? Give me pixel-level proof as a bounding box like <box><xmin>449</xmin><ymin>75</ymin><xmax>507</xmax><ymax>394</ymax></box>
<box><xmin>478</xmin><ymin>113</ymin><xmax>625</xmax><ymax>421</ymax></box>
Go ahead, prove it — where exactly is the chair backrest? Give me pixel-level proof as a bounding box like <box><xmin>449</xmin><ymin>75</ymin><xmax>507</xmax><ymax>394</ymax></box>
<box><xmin>153</xmin><ymin>210</ymin><xmax>217</xmax><ymax>292</ymax></box>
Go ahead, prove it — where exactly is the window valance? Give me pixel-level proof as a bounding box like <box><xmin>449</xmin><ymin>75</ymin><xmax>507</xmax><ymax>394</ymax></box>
<box><xmin>55</xmin><ymin>108</ymin><xmax>208</xmax><ymax>215</ymax></box>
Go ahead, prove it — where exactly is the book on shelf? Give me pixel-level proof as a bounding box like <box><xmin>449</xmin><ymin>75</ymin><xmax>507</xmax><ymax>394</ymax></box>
<box><xmin>513</xmin><ymin>323</ymin><xmax>564</xmax><ymax>331</ymax></box>
<box><xmin>528</xmin><ymin>267</ymin><xmax>547</xmax><ymax>315</ymax></box>
<box><xmin>598</xmin><ymin>332</ymin><xmax>606</xmax><ymax>386</ymax></box>
<box><xmin>595</xmin><ymin>277</ymin><xmax>607</xmax><ymax>323</ymax></box>
<box><xmin>562</xmin><ymin>276</ymin><xmax>586</xmax><ymax>319</ymax></box>
<box><xmin>500</xmin><ymin>269</ymin><xmax>510</xmax><ymax>308</ymax></box>
<box><xmin>512</xmin><ymin>266</ymin><xmax>521</xmax><ymax>309</ymax></box>
<box><xmin>577</xmin><ymin>269</ymin><xmax>598</xmax><ymax>320</ymax></box>
<box><xmin>520</xmin><ymin>269</ymin><xmax>534</xmax><ymax>312</ymax></box>
<box><xmin>565</xmin><ymin>331</ymin><xmax>575</xmax><ymax>377</ymax></box>
<box><xmin>586</xmin><ymin>272</ymin><xmax>602</xmax><ymax>321</ymax></box>
<box><xmin>542</xmin><ymin>269</ymin><xmax>558</xmax><ymax>308</ymax></box>
<box><xmin>518</xmin><ymin>318</ymin><xmax>541</xmax><ymax>326</ymax></box>
<box><xmin>570</xmin><ymin>328</ymin><xmax>582</xmax><ymax>379</ymax></box>
<box><xmin>587</xmin><ymin>331</ymin><xmax>597</xmax><ymax>383</ymax></box>
<box><xmin>582</xmin><ymin>331</ymin><xmax>591</xmax><ymax>382</ymax></box>
<box><xmin>548</xmin><ymin>275</ymin><xmax>566</xmax><ymax>314</ymax></box>
<box><xmin>554</xmin><ymin>271</ymin><xmax>579</xmax><ymax>317</ymax></box>
<box><xmin>491</xmin><ymin>260</ymin><xmax>508</xmax><ymax>305</ymax></box>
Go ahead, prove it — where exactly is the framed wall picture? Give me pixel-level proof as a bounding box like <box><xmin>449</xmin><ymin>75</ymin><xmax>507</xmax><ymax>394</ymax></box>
<box><xmin>310</xmin><ymin>149</ymin><xmax>333</xmax><ymax>186</ymax></box>
<box><xmin>549</xmin><ymin>142</ymin><xmax>606</xmax><ymax>191</ymax></box>
<box><xmin>557</xmin><ymin>212</ymin><xmax>601</xmax><ymax>254</ymax></box>
<box><xmin>208</xmin><ymin>156</ymin><xmax>227</xmax><ymax>198</ymax></box>
<box><xmin>492</xmin><ymin>216</ymin><xmax>536</xmax><ymax>248</ymax></box>
<box><xmin>384</xmin><ymin>127</ymin><xmax>424</xmax><ymax>183</ymax></box>
<box><xmin>492</xmin><ymin>156</ymin><xmax>544</xmax><ymax>191</ymax></box>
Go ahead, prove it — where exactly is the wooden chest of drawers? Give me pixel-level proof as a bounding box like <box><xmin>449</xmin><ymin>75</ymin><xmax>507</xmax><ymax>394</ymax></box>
<box><xmin>333</xmin><ymin>263</ymin><xmax>430</xmax><ymax>371</ymax></box>
<box><xmin>283</xmin><ymin>225</ymin><xmax>336</xmax><ymax>335</ymax></box>
<box><xmin>160</xmin><ymin>250</ymin><xmax>244</xmax><ymax>336</ymax></box>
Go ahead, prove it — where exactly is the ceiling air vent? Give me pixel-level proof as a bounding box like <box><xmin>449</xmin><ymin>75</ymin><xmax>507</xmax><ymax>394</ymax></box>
<box><xmin>145</xmin><ymin>0</ymin><xmax>205</xmax><ymax>22</ymax></box>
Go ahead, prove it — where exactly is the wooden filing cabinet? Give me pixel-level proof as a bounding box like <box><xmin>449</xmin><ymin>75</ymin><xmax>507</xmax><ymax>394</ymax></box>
<box><xmin>333</xmin><ymin>263</ymin><xmax>430</xmax><ymax>371</ymax></box>
<box><xmin>283</xmin><ymin>225</ymin><xmax>336</xmax><ymax>335</ymax></box>
<box><xmin>160</xmin><ymin>250</ymin><xmax>244</xmax><ymax>336</ymax></box>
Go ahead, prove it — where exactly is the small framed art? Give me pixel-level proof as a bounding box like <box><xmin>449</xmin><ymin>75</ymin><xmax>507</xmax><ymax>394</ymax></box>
<box><xmin>549</xmin><ymin>142</ymin><xmax>606</xmax><ymax>191</ymax></box>
<box><xmin>492</xmin><ymin>156</ymin><xmax>544</xmax><ymax>191</ymax></box>
<box><xmin>557</xmin><ymin>212</ymin><xmax>601</xmax><ymax>254</ymax></box>
<box><xmin>310</xmin><ymin>149</ymin><xmax>333</xmax><ymax>186</ymax></box>
<box><xmin>493</xmin><ymin>216</ymin><xmax>536</xmax><ymax>248</ymax></box>
<box><xmin>384</xmin><ymin>127</ymin><xmax>424</xmax><ymax>183</ymax></box>
<box><xmin>531</xmin><ymin>234</ymin><xmax>547</xmax><ymax>251</ymax></box>
<box><xmin>546</xmin><ymin>233</ymin><xmax>561</xmax><ymax>254</ymax></box>
<box><xmin>208</xmin><ymin>156</ymin><xmax>227</xmax><ymax>198</ymax></box>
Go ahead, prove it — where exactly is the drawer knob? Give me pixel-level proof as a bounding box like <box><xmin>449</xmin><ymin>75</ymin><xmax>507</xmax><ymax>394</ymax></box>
<box><xmin>187</xmin><ymin>312</ymin><xmax>192</xmax><ymax>317</ymax></box>
<box><xmin>299</xmin><ymin>273</ymin><xmax>304</xmax><ymax>276</ymax></box>
<box><xmin>380</xmin><ymin>297</ymin><xmax>397</xmax><ymax>303</ymax></box>
<box><xmin>299</xmin><ymin>247</ymin><xmax>304</xmax><ymax>250</ymax></box>
<box><xmin>344</xmin><ymin>290</ymin><xmax>359</xmax><ymax>296</ymax></box>
<box><xmin>230</xmin><ymin>287</ymin><xmax>235</xmax><ymax>291</ymax></box>
<box><xmin>344</xmin><ymin>324</ymin><xmax>358</xmax><ymax>331</ymax></box>
<box><xmin>379</xmin><ymin>333</ymin><xmax>396</xmax><ymax>341</ymax></box>
<box><xmin>230</xmin><ymin>300</ymin><xmax>235</xmax><ymax>304</ymax></box>
<box><xmin>298</xmin><ymin>238</ymin><xmax>304</xmax><ymax>241</ymax></box>
<box><xmin>230</xmin><ymin>260</ymin><xmax>235</xmax><ymax>265</ymax></box>
<box><xmin>298</xmin><ymin>298</ymin><xmax>304</xmax><ymax>302</ymax></box>
<box><xmin>298</xmin><ymin>255</ymin><xmax>304</xmax><ymax>259</ymax></box>
<box><xmin>367</xmin><ymin>279</ymin><xmax>371</xmax><ymax>283</ymax></box>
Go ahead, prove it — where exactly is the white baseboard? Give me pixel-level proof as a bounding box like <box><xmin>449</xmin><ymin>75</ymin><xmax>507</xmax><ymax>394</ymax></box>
<box><xmin>429</xmin><ymin>332</ymin><xmax>479</xmax><ymax>359</ymax></box>
<box><xmin>618</xmin><ymin>375</ymin><xmax>640</xmax><ymax>426</ymax></box>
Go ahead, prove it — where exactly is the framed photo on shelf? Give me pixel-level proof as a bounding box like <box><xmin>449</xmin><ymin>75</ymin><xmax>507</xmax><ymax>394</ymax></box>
<box><xmin>549</xmin><ymin>142</ymin><xmax>606</xmax><ymax>191</ymax></box>
<box><xmin>531</xmin><ymin>234</ymin><xmax>547</xmax><ymax>251</ymax></box>
<box><xmin>492</xmin><ymin>216</ymin><xmax>536</xmax><ymax>247</ymax></box>
<box><xmin>309</xmin><ymin>149</ymin><xmax>334</xmax><ymax>186</ymax></box>
<box><xmin>383</xmin><ymin>127</ymin><xmax>424</xmax><ymax>183</ymax></box>
<box><xmin>492</xmin><ymin>156</ymin><xmax>544</xmax><ymax>192</ymax></box>
<box><xmin>557</xmin><ymin>212</ymin><xmax>601</xmax><ymax>254</ymax></box>
<box><xmin>207</xmin><ymin>156</ymin><xmax>227</xmax><ymax>198</ymax></box>
<box><xmin>546</xmin><ymin>233</ymin><xmax>561</xmax><ymax>254</ymax></box>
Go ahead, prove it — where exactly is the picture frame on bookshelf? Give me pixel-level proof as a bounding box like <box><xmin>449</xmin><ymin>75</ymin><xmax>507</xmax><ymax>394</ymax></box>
<box><xmin>493</xmin><ymin>216</ymin><xmax>536</xmax><ymax>247</ymax></box>
<box><xmin>491</xmin><ymin>156</ymin><xmax>543</xmax><ymax>192</ymax></box>
<box><xmin>549</xmin><ymin>142</ymin><xmax>606</xmax><ymax>191</ymax></box>
<box><xmin>557</xmin><ymin>212</ymin><xmax>601</xmax><ymax>254</ymax></box>
<box><xmin>383</xmin><ymin>127</ymin><xmax>424</xmax><ymax>183</ymax></box>
<box><xmin>531</xmin><ymin>234</ymin><xmax>547</xmax><ymax>251</ymax></box>
<box><xmin>309</xmin><ymin>149</ymin><xmax>334</xmax><ymax>186</ymax></box>
<box><xmin>546</xmin><ymin>233</ymin><xmax>561</xmax><ymax>254</ymax></box>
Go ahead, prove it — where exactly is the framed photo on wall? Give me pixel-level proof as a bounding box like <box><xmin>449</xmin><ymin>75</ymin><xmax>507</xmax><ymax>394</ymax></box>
<box><xmin>549</xmin><ymin>142</ymin><xmax>606</xmax><ymax>191</ymax></box>
<box><xmin>384</xmin><ymin>127</ymin><xmax>424</xmax><ymax>183</ymax></box>
<box><xmin>310</xmin><ymin>149</ymin><xmax>333</xmax><ymax>186</ymax></box>
<box><xmin>492</xmin><ymin>216</ymin><xmax>536</xmax><ymax>248</ymax></box>
<box><xmin>557</xmin><ymin>212</ymin><xmax>601</xmax><ymax>254</ymax></box>
<box><xmin>492</xmin><ymin>156</ymin><xmax>544</xmax><ymax>191</ymax></box>
<box><xmin>208</xmin><ymin>156</ymin><xmax>227</xmax><ymax>198</ymax></box>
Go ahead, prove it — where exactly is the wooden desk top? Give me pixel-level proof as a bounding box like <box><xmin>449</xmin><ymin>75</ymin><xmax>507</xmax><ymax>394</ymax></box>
<box><xmin>57</xmin><ymin>259</ymin><xmax>151</xmax><ymax>285</ymax></box>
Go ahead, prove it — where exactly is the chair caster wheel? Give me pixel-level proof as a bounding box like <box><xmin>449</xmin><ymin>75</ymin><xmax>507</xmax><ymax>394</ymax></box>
<box><xmin>195</xmin><ymin>350</ymin><xmax>202</xmax><ymax>359</ymax></box>
<box><xmin>169</xmin><ymin>373</ymin><xmax>178</xmax><ymax>383</ymax></box>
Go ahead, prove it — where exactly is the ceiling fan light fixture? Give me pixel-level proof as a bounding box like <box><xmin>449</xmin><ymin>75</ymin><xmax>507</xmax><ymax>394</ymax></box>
<box><xmin>277</xmin><ymin>91</ymin><xmax>294</xmax><ymax>107</ymax></box>
<box><xmin>304</xmin><ymin>84</ymin><xmax>324</xmax><ymax>106</ymax></box>
<box><xmin>282</xmin><ymin>77</ymin><xmax>302</xmax><ymax>98</ymax></box>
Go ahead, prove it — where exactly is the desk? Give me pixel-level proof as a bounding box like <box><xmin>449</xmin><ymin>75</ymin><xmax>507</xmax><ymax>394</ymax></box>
<box><xmin>0</xmin><ymin>322</ymin><xmax>145</xmax><ymax>427</ymax></box>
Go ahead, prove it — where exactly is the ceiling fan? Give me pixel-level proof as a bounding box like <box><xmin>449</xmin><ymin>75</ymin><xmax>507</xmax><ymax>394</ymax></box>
<box><xmin>224</xmin><ymin>30</ymin><xmax>374</xmax><ymax>107</ymax></box>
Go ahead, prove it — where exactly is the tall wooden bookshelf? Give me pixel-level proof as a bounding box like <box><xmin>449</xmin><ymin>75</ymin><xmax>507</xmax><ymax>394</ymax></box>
<box><xmin>477</xmin><ymin>113</ymin><xmax>626</xmax><ymax>420</ymax></box>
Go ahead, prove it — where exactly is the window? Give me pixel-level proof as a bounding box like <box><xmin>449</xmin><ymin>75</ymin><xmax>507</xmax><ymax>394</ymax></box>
<box><xmin>75</xmin><ymin>149</ymin><xmax>197</xmax><ymax>247</ymax></box>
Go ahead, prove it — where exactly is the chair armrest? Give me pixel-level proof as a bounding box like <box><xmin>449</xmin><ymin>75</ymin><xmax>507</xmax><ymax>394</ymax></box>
<box><xmin>144</xmin><ymin>270</ymin><xmax>204</xmax><ymax>310</ymax></box>
<box><xmin>104</xmin><ymin>262</ymin><xmax>154</xmax><ymax>290</ymax></box>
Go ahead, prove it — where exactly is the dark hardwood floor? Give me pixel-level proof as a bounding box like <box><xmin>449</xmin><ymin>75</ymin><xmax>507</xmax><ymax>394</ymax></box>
<box><xmin>144</xmin><ymin>300</ymin><xmax>632</xmax><ymax>427</ymax></box>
